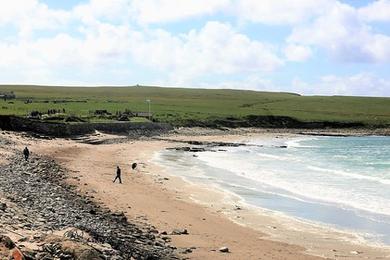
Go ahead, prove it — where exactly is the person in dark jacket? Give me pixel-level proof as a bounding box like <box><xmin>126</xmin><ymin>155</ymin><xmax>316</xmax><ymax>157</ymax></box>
<box><xmin>23</xmin><ymin>147</ymin><xmax>30</xmax><ymax>161</ymax></box>
<box><xmin>113</xmin><ymin>166</ymin><xmax>122</xmax><ymax>184</ymax></box>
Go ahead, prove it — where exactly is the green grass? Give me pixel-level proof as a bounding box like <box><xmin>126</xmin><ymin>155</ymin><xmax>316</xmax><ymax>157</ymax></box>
<box><xmin>0</xmin><ymin>85</ymin><xmax>389</xmax><ymax>126</ymax></box>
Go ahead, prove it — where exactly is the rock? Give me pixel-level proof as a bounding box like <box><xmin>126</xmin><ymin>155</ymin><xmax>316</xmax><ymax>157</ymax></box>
<box><xmin>219</xmin><ymin>246</ymin><xmax>229</xmax><ymax>253</ymax></box>
<box><xmin>170</xmin><ymin>228</ymin><xmax>189</xmax><ymax>235</ymax></box>
<box><xmin>179</xmin><ymin>248</ymin><xmax>193</xmax><ymax>254</ymax></box>
<box><xmin>111</xmin><ymin>212</ymin><xmax>127</xmax><ymax>223</ymax></box>
<box><xmin>76</xmin><ymin>248</ymin><xmax>104</xmax><ymax>260</ymax></box>
<box><xmin>0</xmin><ymin>202</ymin><xmax>7</xmax><ymax>211</ymax></box>
<box><xmin>11</xmin><ymin>248</ymin><xmax>25</xmax><ymax>260</ymax></box>
<box><xmin>18</xmin><ymin>237</ymin><xmax>29</xmax><ymax>242</ymax></box>
<box><xmin>161</xmin><ymin>237</ymin><xmax>171</xmax><ymax>242</ymax></box>
<box><xmin>35</xmin><ymin>252</ymin><xmax>50</xmax><ymax>259</ymax></box>
<box><xmin>0</xmin><ymin>235</ymin><xmax>15</xmax><ymax>249</ymax></box>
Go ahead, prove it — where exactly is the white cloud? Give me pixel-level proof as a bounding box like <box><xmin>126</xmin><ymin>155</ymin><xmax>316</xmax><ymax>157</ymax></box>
<box><xmin>293</xmin><ymin>73</ymin><xmax>390</xmax><ymax>96</ymax></box>
<box><xmin>72</xmin><ymin>0</ymin><xmax>132</xmax><ymax>24</ymax></box>
<box><xmin>66</xmin><ymin>0</ymin><xmax>335</xmax><ymax>26</ymax></box>
<box><xmin>233</xmin><ymin>0</ymin><xmax>334</xmax><ymax>25</ymax></box>
<box><xmin>358</xmin><ymin>0</ymin><xmax>390</xmax><ymax>22</ymax></box>
<box><xmin>0</xmin><ymin>19</ymin><xmax>283</xmax><ymax>85</ymax></box>
<box><xmin>288</xmin><ymin>2</ymin><xmax>390</xmax><ymax>63</ymax></box>
<box><xmin>130</xmin><ymin>0</ymin><xmax>230</xmax><ymax>24</ymax></box>
<box><xmin>130</xmin><ymin>21</ymin><xmax>283</xmax><ymax>84</ymax></box>
<box><xmin>0</xmin><ymin>22</ymin><xmax>133</xmax><ymax>67</ymax></box>
<box><xmin>69</xmin><ymin>0</ymin><xmax>231</xmax><ymax>25</ymax></box>
<box><xmin>0</xmin><ymin>18</ymin><xmax>137</xmax><ymax>84</ymax></box>
<box><xmin>0</xmin><ymin>0</ymin><xmax>70</xmax><ymax>38</ymax></box>
<box><xmin>284</xmin><ymin>44</ymin><xmax>312</xmax><ymax>62</ymax></box>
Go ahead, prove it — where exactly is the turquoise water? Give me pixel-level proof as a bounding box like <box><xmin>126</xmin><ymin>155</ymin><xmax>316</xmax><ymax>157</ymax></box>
<box><xmin>156</xmin><ymin>136</ymin><xmax>390</xmax><ymax>244</ymax></box>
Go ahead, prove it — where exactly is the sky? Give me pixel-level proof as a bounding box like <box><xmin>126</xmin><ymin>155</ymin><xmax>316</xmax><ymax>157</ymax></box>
<box><xmin>0</xmin><ymin>0</ymin><xmax>389</xmax><ymax>96</ymax></box>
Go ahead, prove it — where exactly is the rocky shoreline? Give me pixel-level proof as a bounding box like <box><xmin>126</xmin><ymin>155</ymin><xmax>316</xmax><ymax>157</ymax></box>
<box><xmin>168</xmin><ymin>127</ymin><xmax>390</xmax><ymax>137</ymax></box>
<box><xmin>0</xmin><ymin>150</ymin><xmax>178</xmax><ymax>259</ymax></box>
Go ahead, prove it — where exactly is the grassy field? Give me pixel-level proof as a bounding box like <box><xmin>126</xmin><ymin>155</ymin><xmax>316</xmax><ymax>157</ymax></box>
<box><xmin>0</xmin><ymin>85</ymin><xmax>389</xmax><ymax>126</ymax></box>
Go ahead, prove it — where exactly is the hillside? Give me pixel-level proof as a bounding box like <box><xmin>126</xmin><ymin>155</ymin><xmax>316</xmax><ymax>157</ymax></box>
<box><xmin>0</xmin><ymin>85</ymin><xmax>389</xmax><ymax>127</ymax></box>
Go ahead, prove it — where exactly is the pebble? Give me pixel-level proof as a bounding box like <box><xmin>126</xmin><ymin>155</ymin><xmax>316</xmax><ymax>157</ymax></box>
<box><xmin>0</xmin><ymin>202</ymin><xmax>7</xmax><ymax>211</ymax></box>
<box><xmin>219</xmin><ymin>246</ymin><xmax>229</xmax><ymax>253</ymax></box>
<box><xmin>170</xmin><ymin>228</ymin><xmax>189</xmax><ymax>235</ymax></box>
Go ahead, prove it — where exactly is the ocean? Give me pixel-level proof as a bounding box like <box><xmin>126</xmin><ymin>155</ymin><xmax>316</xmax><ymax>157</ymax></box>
<box><xmin>155</xmin><ymin>136</ymin><xmax>390</xmax><ymax>245</ymax></box>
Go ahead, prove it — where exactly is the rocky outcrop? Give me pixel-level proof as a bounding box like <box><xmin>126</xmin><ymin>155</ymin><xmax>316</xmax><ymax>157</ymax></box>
<box><xmin>172</xmin><ymin>115</ymin><xmax>370</xmax><ymax>129</ymax></box>
<box><xmin>0</xmin><ymin>115</ymin><xmax>173</xmax><ymax>137</ymax></box>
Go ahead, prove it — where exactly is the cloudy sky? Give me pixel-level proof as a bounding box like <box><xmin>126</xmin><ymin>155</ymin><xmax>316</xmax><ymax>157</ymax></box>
<box><xmin>0</xmin><ymin>0</ymin><xmax>389</xmax><ymax>96</ymax></box>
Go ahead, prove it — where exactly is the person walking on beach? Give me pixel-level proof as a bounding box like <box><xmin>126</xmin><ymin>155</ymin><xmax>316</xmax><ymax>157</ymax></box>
<box><xmin>113</xmin><ymin>166</ymin><xmax>122</xmax><ymax>184</ymax></box>
<box><xmin>23</xmin><ymin>147</ymin><xmax>30</xmax><ymax>161</ymax></box>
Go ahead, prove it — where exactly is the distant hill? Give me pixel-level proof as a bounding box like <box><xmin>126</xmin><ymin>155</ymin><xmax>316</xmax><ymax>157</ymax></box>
<box><xmin>0</xmin><ymin>85</ymin><xmax>388</xmax><ymax>127</ymax></box>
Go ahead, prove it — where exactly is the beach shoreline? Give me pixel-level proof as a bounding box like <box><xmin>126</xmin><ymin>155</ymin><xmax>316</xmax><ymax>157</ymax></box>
<box><xmin>152</xmin><ymin>131</ymin><xmax>390</xmax><ymax>259</ymax></box>
<box><xmin>1</xmin><ymin>128</ymin><xmax>390</xmax><ymax>259</ymax></box>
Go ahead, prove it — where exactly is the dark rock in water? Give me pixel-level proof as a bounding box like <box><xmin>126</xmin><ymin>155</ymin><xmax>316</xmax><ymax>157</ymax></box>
<box><xmin>189</xmin><ymin>147</ymin><xmax>206</xmax><ymax>152</ymax></box>
<box><xmin>167</xmin><ymin>146</ymin><xmax>208</xmax><ymax>152</ymax></box>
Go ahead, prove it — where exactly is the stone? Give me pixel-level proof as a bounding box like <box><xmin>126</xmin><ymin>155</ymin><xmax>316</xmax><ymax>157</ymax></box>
<box><xmin>179</xmin><ymin>248</ymin><xmax>193</xmax><ymax>254</ymax></box>
<box><xmin>170</xmin><ymin>228</ymin><xmax>189</xmax><ymax>235</ymax></box>
<box><xmin>219</xmin><ymin>247</ymin><xmax>229</xmax><ymax>253</ymax></box>
<box><xmin>0</xmin><ymin>202</ymin><xmax>7</xmax><ymax>211</ymax></box>
<box><xmin>11</xmin><ymin>248</ymin><xmax>25</xmax><ymax>260</ymax></box>
<box><xmin>18</xmin><ymin>237</ymin><xmax>29</xmax><ymax>242</ymax></box>
<box><xmin>0</xmin><ymin>235</ymin><xmax>15</xmax><ymax>249</ymax></box>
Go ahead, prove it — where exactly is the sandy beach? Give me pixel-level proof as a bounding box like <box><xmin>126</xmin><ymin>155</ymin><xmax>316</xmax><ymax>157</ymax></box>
<box><xmin>2</xmin><ymin>129</ymin><xmax>390</xmax><ymax>259</ymax></box>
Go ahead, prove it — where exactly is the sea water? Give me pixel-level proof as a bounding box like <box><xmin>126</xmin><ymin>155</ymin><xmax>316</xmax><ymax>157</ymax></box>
<box><xmin>155</xmin><ymin>136</ymin><xmax>390</xmax><ymax>245</ymax></box>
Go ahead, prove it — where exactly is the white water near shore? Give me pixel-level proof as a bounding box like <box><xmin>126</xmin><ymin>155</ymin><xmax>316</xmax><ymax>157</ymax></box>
<box><xmin>155</xmin><ymin>136</ymin><xmax>390</xmax><ymax>246</ymax></box>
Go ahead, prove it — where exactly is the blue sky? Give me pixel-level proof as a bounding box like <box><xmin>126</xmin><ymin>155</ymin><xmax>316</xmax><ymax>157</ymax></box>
<box><xmin>0</xmin><ymin>0</ymin><xmax>389</xmax><ymax>96</ymax></box>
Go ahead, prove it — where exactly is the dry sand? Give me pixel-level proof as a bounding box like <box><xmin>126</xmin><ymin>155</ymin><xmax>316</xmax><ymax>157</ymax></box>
<box><xmin>4</xmin><ymin>130</ymin><xmax>390</xmax><ymax>259</ymax></box>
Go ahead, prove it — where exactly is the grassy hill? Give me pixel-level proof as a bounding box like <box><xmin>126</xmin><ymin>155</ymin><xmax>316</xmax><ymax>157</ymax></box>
<box><xmin>0</xmin><ymin>85</ymin><xmax>389</xmax><ymax>127</ymax></box>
